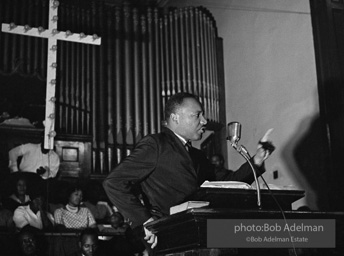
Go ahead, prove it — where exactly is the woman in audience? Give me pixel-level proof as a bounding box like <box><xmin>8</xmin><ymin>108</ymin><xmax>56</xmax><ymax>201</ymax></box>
<box><xmin>3</xmin><ymin>175</ymin><xmax>31</xmax><ymax>212</ymax></box>
<box><xmin>54</xmin><ymin>184</ymin><xmax>96</xmax><ymax>231</ymax></box>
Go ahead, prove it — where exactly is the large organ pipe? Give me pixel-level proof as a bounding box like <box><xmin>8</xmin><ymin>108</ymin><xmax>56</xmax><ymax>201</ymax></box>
<box><xmin>164</xmin><ymin>15</ymin><xmax>171</xmax><ymax>99</ymax></box>
<box><xmin>133</xmin><ymin>9</ymin><xmax>142</xmax><ymax>143</ymax></box>
<box><xmin>59</xmin><ymin>4</ymin><xmax>67</xmax><ymax>133</ymax></box>
<box><xmin>141</xmin><ymin>15</ymin><xmax>149</xmax><ymax>136</ymax></box>
<box><xmin>210</xmin><ymin>23</ymin><xmax>218</xmax><ymax>122</ymax></box>
<box><xmin>184</xmin><ymin>9</ymin><xmax>192</xmax><ymax>93</ymax></box>
<box><xmin>211</xmin><ymin>21</ymin><xmax>217</xmax><ymax>121</ymax></box>
<box><xmin>75</xmin><ymin>6</ymin><xmax>81</xmax><ymax>134</ymax></box>
<box><xmin>57</xmin><ymin>38</ymin><xmax>64</xmax><ymax>133</ymax></box>
<box><xmin>190</xmin><ymin>8</ymin><xmax>197</xmax><ymax>95</ymax></box>
<box><xmin>207</xmin><ymin>17</ymin><xmax>214</xmax><ymax>121</ymax></box>
<box><xmin>105</xmin><ymin>7</ymin><xmax>114</xmax><ymax>170</ymax></box>
<box><xmin>169</xmin><ymin>11</ymin><xmax>176</xmax><ymax>96</ymax></box>
<box><xmin>97</xmin><ymin>3</ymin><xmax>107</xmax><ymax>156</ymax></box>
<box><xmin>148</xmin><ymin>8</ymin><xmax>156</xmax><ymax>134</ymax></box>
<box><xmin>199</xmin><ymin>11</ymin><xmax>207</xmax><ymax>117</ymax></box>
<box><xmin>179</xmin><ymin>8</ymin><xmax>187</xmax><ymax>93</ymax></box>
<box><xmin>91</xmin><ymin>2</ymin><xmax>102</xmax><ymax>171</ymax></box>
<box><xmin>173</xmin><ymin>9</ymin><xmax>181</xmax><ymax>93</ymax></box>
<box><xmin>154</xmin><ymin>9</ymin><xmax>162</xmax><ymax>132</ymax></box>
<box><xmin>65</xmin><ymin>36</ymin><xmax>71</xmax><ymax>134</ymax></box>
<box><xmin>115</xmin><ymin>7</ymin><xmax>123</xmax><ymax>149</ymax></box>
<box><xmin>86</xmin><ymin>8</ymin><xmax>92</xmax><ymax>136</ymax></box>
<box><xmin>80</xmin><ymin>9</ymin><xmax>86</xmax><ymax>135</ymax></box>
<box><xmin>204</xmin><ymin>15</ymin><xmax>211</xmax><ymax>120</ymax></box>
<box><xmin>124</xmin><ymin>5</ymin><xmax>134</xmax><ymax>146</ymax></box>
<box><xmin>70</xmin><ymin>6</ymin><xmax>76</xmax><ymax>134</ymax></box>
<box><xmin>159</xmin><ymin>17</ymin><xmax>166</xmax><ymax>113</ymax></box>
<box><xmin>195</xmin><ymin>8</ymin><xmax>201</xmax><ymax>102</ymax></box>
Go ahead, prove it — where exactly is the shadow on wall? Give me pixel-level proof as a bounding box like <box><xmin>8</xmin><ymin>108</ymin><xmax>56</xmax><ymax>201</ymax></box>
<box><xmin>281</xmin><ymin>115</ymin><xmax>330</xmax><ymax>211</ymax></box>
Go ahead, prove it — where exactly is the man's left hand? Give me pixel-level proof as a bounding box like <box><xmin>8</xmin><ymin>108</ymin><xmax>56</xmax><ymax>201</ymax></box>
<box><xmin>253</xmin><ymin>129</ymin><xmax>275</xmax><ymax>166</ymax></box>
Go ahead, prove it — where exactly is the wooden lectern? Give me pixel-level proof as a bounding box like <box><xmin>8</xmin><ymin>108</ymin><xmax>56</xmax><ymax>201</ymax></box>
<box><xmin>187</xmin><ymin>187</ymin><xmax>305</xmax><ymax>210</ymax></box>
<box><xmin>146</xmin><ymin>188</ymin><xmax>344</xmax><ymax>256</ymax></box>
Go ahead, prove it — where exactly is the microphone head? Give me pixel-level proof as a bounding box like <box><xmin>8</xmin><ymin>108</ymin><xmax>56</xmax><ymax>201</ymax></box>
<box><xmin>227</xmin><ymin>122</ymin><xmax>241</xmax><ymax>144</ymax></box>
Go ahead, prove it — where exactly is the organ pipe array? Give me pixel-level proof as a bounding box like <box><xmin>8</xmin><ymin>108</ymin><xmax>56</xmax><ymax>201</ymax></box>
<box><xmin>0</xmin><ymin>0</ymin><xmax>222</xmax><ymax>175</ymax></box>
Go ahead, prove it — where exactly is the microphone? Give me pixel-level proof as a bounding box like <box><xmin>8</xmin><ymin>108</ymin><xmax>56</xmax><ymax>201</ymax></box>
<box><xmin>227</xmin><ymin>122</ymin><xmax>241</xmax><ymax>145</ymax></box>
<box><xmin>226</xmin><ymin>121</ymin><xmax>262</xmax><ymax>208</ymax></box>
<box><xmin>227</xmin><ymin>122</ymin><xmax>248</xmax><ymax>155</ymax></box>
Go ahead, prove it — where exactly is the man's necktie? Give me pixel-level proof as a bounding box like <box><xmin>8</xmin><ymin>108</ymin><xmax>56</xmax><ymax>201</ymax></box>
<box><xmin>185</xmin><ymin>141</ymin><xmax>192</xmax><ymax>152</ymax></box>
<box><xmin>185</xmin><ymin>142</ymin><xmax>197</xmax><ymax>172</ymax></box>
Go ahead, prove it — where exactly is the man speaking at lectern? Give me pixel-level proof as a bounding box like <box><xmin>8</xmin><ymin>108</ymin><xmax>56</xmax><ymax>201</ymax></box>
<box><xmin>103</xmin><ymin>92</ymin><xmax>273</xmax><ymax>252</ymax></box>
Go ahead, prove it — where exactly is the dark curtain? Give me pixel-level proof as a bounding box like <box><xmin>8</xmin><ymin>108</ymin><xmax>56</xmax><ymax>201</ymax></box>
<box><xmin>0</xmin><ymin>0</ymin><xmax>222</xmax><ymax>175</ymax></box>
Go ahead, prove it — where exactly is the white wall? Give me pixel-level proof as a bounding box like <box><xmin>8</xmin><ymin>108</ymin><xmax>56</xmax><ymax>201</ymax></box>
<box><xmin>167</xmin><ymin>0</ymin><xmax>319</xmax><ymax>210</ymax></box>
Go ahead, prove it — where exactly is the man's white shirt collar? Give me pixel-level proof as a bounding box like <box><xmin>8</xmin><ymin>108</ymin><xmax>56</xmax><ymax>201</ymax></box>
<box><xmin>173</xmin><ymin>132</ymin><xmax>188</xmax><ymax>146</ymax></box>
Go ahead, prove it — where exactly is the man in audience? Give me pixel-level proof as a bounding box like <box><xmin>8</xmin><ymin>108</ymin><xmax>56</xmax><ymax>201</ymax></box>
<box><xmin>99</xmin><ymin>212</ymin><xmax>143</xmax><ymax>256</ymax></box>
<box><xmin>17</xmin><ymin>225</ymin><xmax>47</xmax><ymax>256</ymax></box>
<box><xmin>69</xmin><ymin>228</ymin><xmax>99</xmax><ymax>256</ymax></box>
<box><xmin>13</xmin><ymin>192</ymin><xmax>54</xmax><ymax>231</ymax></box>
<box><xmin>8</xmin><ymin>137</ymin><xmax>60</xmax><ymax>179</ymax></box>
<box><xmin>210</xmin><ymin>153</ymin><xmax>235</xmax><ymax>180</ymax></box>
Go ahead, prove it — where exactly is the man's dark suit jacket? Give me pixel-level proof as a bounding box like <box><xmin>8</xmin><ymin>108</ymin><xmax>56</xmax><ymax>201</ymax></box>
<box><xmin>103</xmin><ymin>128</ymin><xmax>264</xmax><ymax>229</ymax></box>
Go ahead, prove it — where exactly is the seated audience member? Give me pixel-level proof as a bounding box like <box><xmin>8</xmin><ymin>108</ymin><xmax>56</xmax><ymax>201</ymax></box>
<box><xmin>100</xmin><ymin>212</ymin><xmax>128</xmax><ymax>233</ymax></box>
<box><xmin>99</xmin><ymin>212</ymin><xmax>143</xmax><ymax>256</ymax></box>
<box><xmin>8</xmin><ymin>138</ymin><xmax>60</xmax><ymax>179</ymax></box>
<box><xmin>0</xmin><ymin>194</ymin><xmax>15</xmax><ymax>230</ymax></box>
<box><xmin>13</xmin><ymin>192</ymin><xmax>54</xmax><ymax>231</ymax></box>
<box><xmin>210</xmin><ymin>153</ymin><xmax>235</xmax><ymax>180</ymax></box>
<box><xmin>83</xmin><ymin>181</ymin><xmax>114</xmax><ymax>223</ymax></box>
<box><xmin>67</xmin><ymin>228</ymin><xmax>99</xmax><ymax>256</ymax></box>
<box><xmin>17</xmin><ymin>225</ymin><xmax>48</xmax><ymax>256</ymax></box>
<box><xmin>3</xmin><ymin>175</ymin><xmax>31</xmax><ymax>212</ymax></box>
<box><xmin>54</xmin><ymin>184</ymin><xmax>97</xmax><ymax>231</ymax></box>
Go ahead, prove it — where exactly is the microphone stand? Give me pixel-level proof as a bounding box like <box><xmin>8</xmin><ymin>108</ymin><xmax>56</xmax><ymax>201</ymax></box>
<box><xmin>230</xmin><ymin>143</ymin><xmax>262</xmax><ymax>209</ymax></box>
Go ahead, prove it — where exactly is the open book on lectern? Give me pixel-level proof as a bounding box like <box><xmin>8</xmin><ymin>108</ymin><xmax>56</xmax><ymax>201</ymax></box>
<box><xmin>201</xmin><ymin>181</ymin><xmax>292</xmax><ymax>190</ymax></box>
<box><xmin>200</xmin><ymin>180</ymin><xmax>252</xmax><ymax>189</ymax></box>
<box><xmin>170</xmin><ymin>201</ymin><xmax>210</xmax><ymax>214</ymax></box>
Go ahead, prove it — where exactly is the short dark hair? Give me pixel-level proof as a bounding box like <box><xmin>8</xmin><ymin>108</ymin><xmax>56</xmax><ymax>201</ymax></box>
<box><xmin>13</xmin><ymin>174</ymin><xmax>28</xmax><ymax>195</ymax></box>
<box><xmin>15</xmin><ymin>174</ymin><xmax>28</xmax><ymax>184</ymax></box>
<box><xmin>18</xmin><ymin>225</ymin><xmax>40</xmax><ymax>238</ymax></box>
<box><xmin>64</xmin><ymin>184</ymin><xmax>83</xmax><ymax>204</ymax></box>
<box><xmin>164</xmin><ymin>92</ymin><xmax>199</xmax><ymax>120</ymax></box>
<box><xmin>79</xmin><ymin>228</ymin><xmax>98</xmax><ymax>242</ymax></box>
<box><xmin>30</xmin><ymin>190</ymin><xmax>44</xmax><ymax>201</ymax></box>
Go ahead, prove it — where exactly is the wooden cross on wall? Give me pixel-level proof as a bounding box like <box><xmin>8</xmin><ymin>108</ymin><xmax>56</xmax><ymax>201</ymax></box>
<box><xmin>1</xmin><ymin>0</ymin><xmax>101</xmax><ymax>149</ymax></box>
